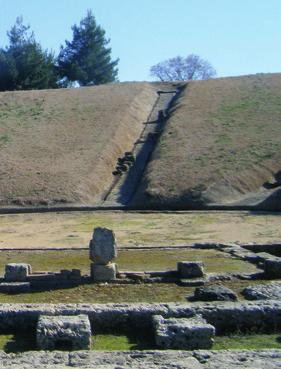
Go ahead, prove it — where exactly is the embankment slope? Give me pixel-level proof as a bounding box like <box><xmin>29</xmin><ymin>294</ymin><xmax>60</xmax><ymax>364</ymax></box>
<box><xmin>0</xmin><ymin>83</ymin><xmax>157</xmax><ymax>206</ymax></box>
<box><xmin>132</xmin><ymin>74</ymin><xmax>281</xmax><ymax>209</ymax></box>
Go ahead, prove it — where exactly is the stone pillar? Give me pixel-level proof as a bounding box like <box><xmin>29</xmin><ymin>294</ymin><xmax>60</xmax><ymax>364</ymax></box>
<box><xmin>89</xmin><ymin>227</ymin><xmax>118</xmax><ymax>282</ymax></box>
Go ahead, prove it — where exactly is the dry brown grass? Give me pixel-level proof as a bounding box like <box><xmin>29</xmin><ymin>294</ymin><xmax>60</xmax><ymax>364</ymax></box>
<box><xmin>0</xmin><ymin>83</ymin><xmax>157</xmax><ymax>206</ymax></box>
<box><xmin>133</xmin><ymin>74</ymin><xmax>281</xmax><ymax>208</ymax></box>
<box><xmin>0</xmin><ymin>211</ymin><xmax>280</xmax><ymax>249</ymax></box>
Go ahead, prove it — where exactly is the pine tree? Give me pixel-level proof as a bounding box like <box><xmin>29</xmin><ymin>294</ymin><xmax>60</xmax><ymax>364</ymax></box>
<box><xmin>0</xmin><ymin>17</ymin><xmax>57</xmax><ymax>91</ymax></box>
<box><xmin>58</xmin><ymin>10</ymin><xmax>119</xmax><ymax>86</ymax></box>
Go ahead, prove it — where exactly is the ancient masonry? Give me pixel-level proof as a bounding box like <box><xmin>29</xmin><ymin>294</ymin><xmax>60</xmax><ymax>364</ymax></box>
<box><xmin>89</xmin><ymin>227</ymin><xmax>118</xmax><ymax>281</ymax></box>
<box><xmin>2</xmin><ymin>231</ymin><xmax>281</xmax><ymax>366</ymax></box>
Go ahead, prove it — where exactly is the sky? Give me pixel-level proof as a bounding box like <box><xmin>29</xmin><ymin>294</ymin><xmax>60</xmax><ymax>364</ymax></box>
<box><xmin>0</xmin><ymin>0</ymin><xmax>281</xmax><ymax>81</ymax></box>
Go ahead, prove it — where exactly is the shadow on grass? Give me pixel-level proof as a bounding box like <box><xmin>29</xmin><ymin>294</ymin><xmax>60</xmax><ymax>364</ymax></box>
<box><xmin>0</xmin><ymin>330</ymin><xmax>37</xmax><ymax>353</ymax></box>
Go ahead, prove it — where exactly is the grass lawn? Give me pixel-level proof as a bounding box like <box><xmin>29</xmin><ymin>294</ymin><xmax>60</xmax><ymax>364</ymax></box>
<box><xmin>213</xmin><ymin>333</ymin><xmax>281</xmax><ymax>350</ymax></box>
<box><xmin>0</xmin><ymin>248</ymin><xmax>258</xmax><ymax>275</ymax></box>
<box><xmin>0</xmin><ymin>248</ymin><xmax>260</xmax><ymax>303</ymax></box>
<box><xmin>1</xmin><ymin>331</ymin><xmax>281</xmax><ymax>353</ymax></box>
<box><xmin>0</xmin><ymin>331</ymin><xmax>155</xmax><ymax>353</ymax></box>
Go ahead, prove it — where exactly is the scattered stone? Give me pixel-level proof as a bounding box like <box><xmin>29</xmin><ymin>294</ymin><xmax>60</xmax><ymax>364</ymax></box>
<box><xmin>0</xmin><ymin>282</ymin><xmax>30</xmax><ymax>293</ymax></box>
<box><xmin>177</xmin><ymin>261</ymin><xmax>204</xmax><ymax>278</ymax></box>
<box><xmin>91</xmin><ymin>263</ymin><xmax>117</xmax><ymax>282</ymax></box>
<box><xmin>60</xmin><ymin>269</ymin><xmax>81</xmax><ymax>280</ymax></box>
<box><xmin>190</xmin><ymin>284</ymin><xmax>238</xmax><ymax>302</ymax></box>
<box><xmin>242</xmin><ymin>282</ymin><xmax>281</xmax><ymax>300</ymax></box>
<box><xmin>263</xmin><ymin>257</ymin><xmax>281</xmax><ymax>278</ymax></box>
<box><xmin>177</xmin><ymin>278</ymin><xmax>205</xmax><ymax>287</ymax></box>
<box><xmin>36</xmin><ymin>314</ymin><xmax>91</xmax><ymax>350</ymax></box>
<box><xmin>4</xmin><ymin>263</ymin><xmax>31</xmax><ymax>282</ymax></box>
<box><xmin>152</xmin><ymin>315</ymin><xmax>215</xmax><ymax>350</ymax></box>
<box><xmin>89</xmin><ymin>227</ymin><xmax>117</xmax><ymax>264</ymax></box>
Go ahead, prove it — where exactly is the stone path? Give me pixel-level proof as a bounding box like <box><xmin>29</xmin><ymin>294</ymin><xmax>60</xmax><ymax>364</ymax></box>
<box><xmin>102</xmin><ymin>84</ymin><xmax>179</xmax><ymax>206</ymax></box>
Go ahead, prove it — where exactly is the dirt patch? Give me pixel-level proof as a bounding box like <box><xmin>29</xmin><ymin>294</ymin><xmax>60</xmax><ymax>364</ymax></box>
<box><xmin>0</xmin><ymin>211</ymin><xmax>280</xmax><ymax>249</ymax></box>
<box><xmin>132</xmin><ymin>74</ymin><xmax>281</xmax><ymax>208</ymax></box>
<box><xmin>0</xmin><ymin>83</ymin><xmax>157</xmax><ymax>206</ymax></box>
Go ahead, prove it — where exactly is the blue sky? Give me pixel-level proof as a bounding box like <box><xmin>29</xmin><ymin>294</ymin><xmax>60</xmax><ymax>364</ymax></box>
<box><xmin>0</xmin><ymin>0</ymin><xmax>281</xmax><ymax>81</ymax></box>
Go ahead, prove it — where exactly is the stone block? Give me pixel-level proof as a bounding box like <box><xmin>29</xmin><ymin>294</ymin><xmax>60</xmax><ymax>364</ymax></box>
<box><xmin>70</xmin><ymin>269</ymin><xmax>81</xmax><ymax>280</ymax></box>
<box><xmin>153</xmin><ymin>315</ymin><xmax>215</xmax><ymax>350</ymax></box>
<box><xmin>177</xmin><ymin>261</ymin><xmax>204</xmax><ymax>278</ymax></box>
<box><xmin>191</xmin><ymin>284</ymin><xmax>238</xmax><ymax>302</ymax></box>
<box><xmin>264</xmin><ymin>257</ymin><xmax>281</xmax><ymax>278</ymax></box>
<box><xmin>0</xmin><ymin>282</ymin><xmax>30</xmax><ymax>293</ymax></box>
<box><xmin>242</xmin><ymin>282</ymin><xmax>281</xmax><ymax>300</ymax></box>
<box><xmin>5</xmin><ymin>263</ymin><xmax>31</xmax><ymax>282</ymax></box>
<box><xmin>90</xmin><ymin>263</ymin><xmax>117</xmax><ymax>282</ymax></box>
<box><xmin>89</xmin><ymin>227</ymin><xmax>117</xmax><ymax>264</ymax></box>
<box><xmin>36</xmin><ymin>314</ymin><xmax>91</xmax><ymax>350</ymax></box>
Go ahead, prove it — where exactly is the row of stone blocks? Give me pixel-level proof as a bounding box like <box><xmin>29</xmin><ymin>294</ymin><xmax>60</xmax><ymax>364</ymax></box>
<box><xmin>35</xmin><ymin>312</ymin><xmax>215</xmax><ymax>351</ymax></box>
<box><xmin>35</xmin><ymin>314</ymin><xmax>215</xmax><ymax>351</ymax></box>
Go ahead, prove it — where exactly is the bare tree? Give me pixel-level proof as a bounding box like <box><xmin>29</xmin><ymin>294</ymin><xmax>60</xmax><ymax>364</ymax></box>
<box><xmin>150</xmin><ymin>54</ymin><xmax>216</xmax><ymax>81</ymax></box>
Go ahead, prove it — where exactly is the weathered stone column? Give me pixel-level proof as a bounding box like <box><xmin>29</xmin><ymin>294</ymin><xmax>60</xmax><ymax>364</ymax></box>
<box><xmin>89</xmin><ymin>227</ymin><xmax>118</xmax><ymax>282</ymax></box>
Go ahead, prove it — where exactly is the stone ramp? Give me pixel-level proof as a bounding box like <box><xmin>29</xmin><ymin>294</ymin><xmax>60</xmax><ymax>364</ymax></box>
<box><xmin>102</xmin><ymin>84</ymin><xmax>179</xmax><ymax>206</ymax></box>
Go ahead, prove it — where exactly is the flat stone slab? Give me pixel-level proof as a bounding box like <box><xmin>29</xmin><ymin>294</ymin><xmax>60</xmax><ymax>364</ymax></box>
<box><xmin>0</xmin><ymin>282</ymin><xmax>30</xmax><ymax>293</ymax></box>
<box><xmin>0</xmin><ymin>350</ymin><xmax>202</xmax><ymax>368</ymax></box>
<box><xmin>242</xmin><ymin>282</ymin><xmax>281</xmax><ymax>300</ymax></box>
<box><xmin>195</xmin><ymin>349</ymin><xmax>281</xmax><ymax>369</ymax></box>
<box><xmin>177</xmin><ymin>278</ymin><xmax>205</xmax><ymax>287</ymax></box>
<box><xmin>36</xmin><ymin>314</ymin><xmax>91</xmax><ymax>350</ymax></box>
<box><xmin>190</xmin><ymin>284</ymin><xmax>238</xmax><ymax>302</ymax></box>
<box><xmin>153</xmin><ymin>315</ymin><xmax>215</xmax><ymax>349</ymax></box>
<box><xmin>2</xmin><ymin>350</ymin><xmax>281</xmax><ymax>369</ymax></box>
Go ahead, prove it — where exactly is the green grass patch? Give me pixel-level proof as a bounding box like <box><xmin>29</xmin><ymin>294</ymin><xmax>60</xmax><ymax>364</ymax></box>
<box><xmin>0</xmin><ymin>283</ymin><xmax>195</xmax><ymax>304</ymax></box>
<box><xmin>0</xmin><ymin>247</ymin><xmax>259</xmax><ymax>303</ymax></box>
<box><xmin>0</xmin><ymin>331</ymin><xmax>37</xmax><ymax>353</ymax></box>
<box><xmin>93</xmin><ymin>332</ymin><xmax>155</xmax><ymax>350</ymax></box>
<box><xmin>0</xmin><ymin>249</ymin><xmax>258</xmax><ymax>274</ymax></box>
<box><xmin>214</xmin><ymin>333</ymin><xmax>281</xmax><ymax>350</ymax></box>
<box><xmin>0</xmin><ymin>331</ymin><xmax>155</xmax><ymax>353</ymax></box>
<box><xmin>1</xmin><ymin>331</ymin><xmax>281</xmax><ymax>352</ymax></box>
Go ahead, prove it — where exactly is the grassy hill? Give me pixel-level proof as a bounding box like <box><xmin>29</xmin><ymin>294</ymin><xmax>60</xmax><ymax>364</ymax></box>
<box><xmin>1</xmin><ymin>74</ymin><xmax>281</xmax><ymax>210</ymax></box>
<box><xmin>0</xmin><ymin>82</ymin><xmax>157</xmax><ymax>206</ymax></box>
<box><xmin>132</xmin><ymin>74</ymin><xmax>281</xmax><ymax>209</ymax></box>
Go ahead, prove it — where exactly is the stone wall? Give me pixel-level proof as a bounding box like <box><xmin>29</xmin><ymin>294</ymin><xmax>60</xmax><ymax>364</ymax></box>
<box><xmin>0</xmin><ymin>300</ymin><xmax>281</xmax><ymax>333</ymax></box>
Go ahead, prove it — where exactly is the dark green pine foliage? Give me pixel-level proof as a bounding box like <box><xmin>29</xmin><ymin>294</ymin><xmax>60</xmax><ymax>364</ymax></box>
<box><xmin>0</xmin><ymin>50</ymin><xmax>18</xmax><ymax>91</ymax></box>
<box><xmin>58</xmin><ymin>10</ymin><xmax>119</xmax><ymax>86</ymax></box>
<box><xmin>0</xmin><ymin>17</ymin><xmax>57</xmax><ymax>91</ymax></box>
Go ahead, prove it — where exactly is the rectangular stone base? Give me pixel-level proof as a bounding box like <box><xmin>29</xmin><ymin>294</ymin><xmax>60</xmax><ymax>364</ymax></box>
<box><xmin>36</xmin><ymin>314</ymin><xmax>91</xmax><ymax>350</ymax></box>
<box><xmin>153</xmin><ymin>315</ymin><xmax>215</xmax><ymax>349</ymax></box>
<box><xmin>90</xmin><ymin>263</ymin><xmax>117</xmax><ymax>282</ymax></box>
<box><xmin>5</xmin><ymin>263</ymin><xmax>32</xmax><ymax>282</ymax></box>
